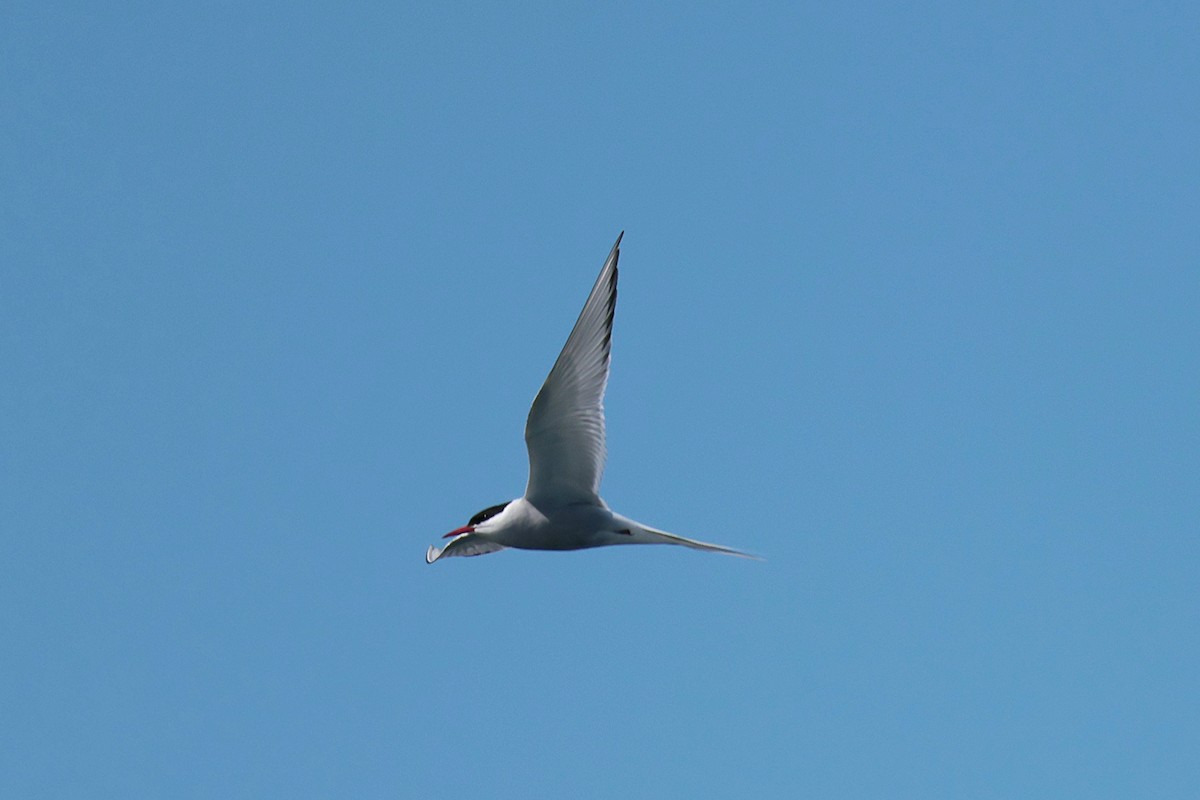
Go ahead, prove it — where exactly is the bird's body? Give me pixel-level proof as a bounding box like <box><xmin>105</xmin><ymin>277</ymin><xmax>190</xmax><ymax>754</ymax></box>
<box><xmin>426</xmin><ymin>233</ymin><xmax>756</xmax><ymax>564</ymax></box>
<box><xmin>489</xmin><ymin>500</ymin><xmax>615</xmax><ymax>551</ymax></box>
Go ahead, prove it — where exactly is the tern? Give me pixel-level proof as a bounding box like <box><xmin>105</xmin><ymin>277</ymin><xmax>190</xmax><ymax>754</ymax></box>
<box><xmin>426</xmin><ymin>233</ymin><xmax>757</xmax><ymax>564</ymax></box>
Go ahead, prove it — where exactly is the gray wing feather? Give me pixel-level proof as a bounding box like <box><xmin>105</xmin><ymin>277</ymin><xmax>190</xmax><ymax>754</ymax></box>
<box><xmin>524</xmin><ymin>233</ymin><xmax>622</xmax><ymax>507</ymax></box>
<box><xmin>425</xmin><ymin>533</ymin><xmax>506</xmax><ymax>564</ymax></box>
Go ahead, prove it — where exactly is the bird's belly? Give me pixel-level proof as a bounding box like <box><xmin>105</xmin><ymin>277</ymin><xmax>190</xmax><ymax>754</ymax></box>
<box><xmin>495</xmin><ymin>525</ymin><xmax>604</xmax><ymax>551</ymax></box>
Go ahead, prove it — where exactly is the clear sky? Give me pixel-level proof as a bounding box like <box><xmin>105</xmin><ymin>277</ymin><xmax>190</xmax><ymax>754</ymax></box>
<box><xmin>2</xmin><ymin>3</ymin><xmax>1197</xmax><ymax>798</ymax></box>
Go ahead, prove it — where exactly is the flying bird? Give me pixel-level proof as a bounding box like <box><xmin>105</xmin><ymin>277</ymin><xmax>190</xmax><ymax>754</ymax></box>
<box><xmin>426</xmin><ymin>233</ymin><xmax>757</xmax><ymax>563</ymax></box>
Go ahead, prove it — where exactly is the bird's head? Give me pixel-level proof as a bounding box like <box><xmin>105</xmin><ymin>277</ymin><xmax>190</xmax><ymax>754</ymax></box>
<box><xmin>442</xmin><ymin>500</ymin><xmax>511</xmax><ymax>538</ymax></box>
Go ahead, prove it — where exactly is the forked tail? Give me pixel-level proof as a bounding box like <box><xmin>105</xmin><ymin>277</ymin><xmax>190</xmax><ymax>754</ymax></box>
<box><xmin>629</xmin><ymin>522</ymin><xmax>762</xmax><ymax>560</ymax></box>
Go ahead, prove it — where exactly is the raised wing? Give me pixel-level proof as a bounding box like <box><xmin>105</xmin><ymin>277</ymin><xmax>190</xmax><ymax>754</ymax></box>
<box><xmin>425</xmin><ymin>533</ymin><xmax>506</xmax><ymax>564</ymax></box>
<box><xmin>524</xmin><ymin>233</ymin><xmax>622</xmax><ymax>508</ymax></box>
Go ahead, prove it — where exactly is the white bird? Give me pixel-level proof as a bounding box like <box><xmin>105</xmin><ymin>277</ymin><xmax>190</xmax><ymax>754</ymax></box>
<box><xmin>426</xmin><ymin>233</ymin><xmax>757</xmax><ymax>564</ymax></box>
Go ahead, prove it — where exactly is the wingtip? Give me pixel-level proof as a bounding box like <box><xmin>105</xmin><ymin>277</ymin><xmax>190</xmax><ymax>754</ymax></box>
<box><xmin>425</xmin><ymin>545</ymin><xmax>442</xmax><ymax>564</ymax></box>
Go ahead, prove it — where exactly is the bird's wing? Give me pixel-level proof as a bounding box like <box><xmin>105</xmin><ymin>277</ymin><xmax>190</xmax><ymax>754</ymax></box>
<box><xmin>523</xmin><ymin>232</ymin><xmax>621</xmax><ymax>508</ymax></box>
<box><xmin>425</xmin><ymin>533</ymin><xmax>506</xmax><ymax>564</ymax></box>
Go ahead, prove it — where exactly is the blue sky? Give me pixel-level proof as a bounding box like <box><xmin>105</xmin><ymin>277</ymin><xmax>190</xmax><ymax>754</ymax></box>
<box><xmin>2</xmin><ymin>2</ymin><xmax>1197</xmax><ymax>797</ymax></box>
